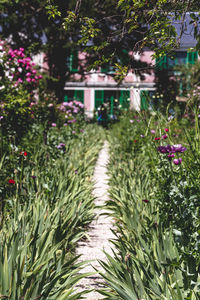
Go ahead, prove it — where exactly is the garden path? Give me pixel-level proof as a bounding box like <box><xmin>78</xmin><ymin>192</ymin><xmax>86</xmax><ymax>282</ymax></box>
<box><xmin>76</xmin><ymin>140</ymin><xmax>115</xmax><ymax>299</ymax></box>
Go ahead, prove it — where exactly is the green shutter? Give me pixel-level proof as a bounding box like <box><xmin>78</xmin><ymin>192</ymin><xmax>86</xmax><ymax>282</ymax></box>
<box><xmin>140</xmin><ymin>90</ymin><xmax>149</xmax><ymax>111</ymax></box>
<box><xmin>110</xmin><ymin>96</ymin><xmax>114</xmax><ymax>116</ymax></box>
<box><xmin>119</xmin><ymin>90</ymin><xmax>130</xmax><ymax>110</ymax></box>
<box><xmin>74</xmin><ymin>90</ymin><xmax>84</xmax><ymax>103</ymax></box>
<box><xmin>156</xmin><ymin>55</ymin><xmax>167</xmax><ymax>70</ymax></box>
<box><xmin>69</xmin><ymin>51</ymin><xmax>78</xmax><ymax>72</ymax></box>
<box><xmin>95</xmin><ymin>90</ymin><xmax>104</xmax><ymax>109</ymax></box>
<box><xmin>101</xmin><ymin>65</ymin><xmax>109</xmax><ymax>73</ymax></box>
<box><xmin>121</xmin><ymin>49</ymin><xmax>129</xmax><ymax>66</ymax></box>
<box><xmin>64</xmin><ymin>95</ymin><xmax>68</xmax><ymax>102</ymax></box>
<box><xmin>187</xmin><ymin>51</ymin><xmax>198</xmax><ymax>64</ymax></box>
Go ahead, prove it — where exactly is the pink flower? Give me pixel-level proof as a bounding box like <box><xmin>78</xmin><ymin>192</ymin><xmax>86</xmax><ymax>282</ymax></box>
<box><xmin>51</xmin><ymin>123</ymin><xmax>56</xmax><ymax>127</ymax></box>
<box><xmin>130</xmin><ymin>120</ymin><xmax>134</xmax><ymax>123</ymax></box>
<box><xmin>164</xmin><ymin>128</ymin><xmax>169</xmax><ymax>132</ymax></box>
<box><xmin>26</xmin><ymin>77</ymin><xmax>32</xmax><ymax>82</ymax></box>
<box><xmin>151</xmin><ymin>130</ymin><xmax>156</xmax><ymax>134</ymax></box>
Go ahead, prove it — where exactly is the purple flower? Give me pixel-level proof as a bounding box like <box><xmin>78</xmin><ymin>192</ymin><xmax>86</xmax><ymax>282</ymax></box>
<box><xmin>167</xmin><ymin>154</ymin><xmax>175</xmax><ymax>158</ymax></box>
<box><xmin>0</xmin><ymin>116</ymin><xmax>3</xmax><ymax>120</ymax></box>
<box><xmin>151</xmin><ymin>130</ymin><xmax>156</xmax><ymax>134</ymax></box>
<box><xmin>173</xmin><ymin>158</ymin><xmax>182</xmax><ymax>165</ymax></box>
<box><xmin>157</xmin><ymin>144</ymin><xmax>187</xmax><ymax>154</ymax></box>
<box><xmin>162</xmin><ymin>134</ymin><xmax>168</xmax><ymax>139</ymax></box>
<box><xmin>157</xmin><ymin>146</ymin><xmax>168</xmax><ymax>153</ymax></box>
<box><xmin>173</xmin><ymin>144</ymin><xmax>187</xmax><ymax>153</ymax></box>
<box><xmin>56</xmin><ymin>143</ymin><xmax>65</xmax><ymax>149</ymax></box>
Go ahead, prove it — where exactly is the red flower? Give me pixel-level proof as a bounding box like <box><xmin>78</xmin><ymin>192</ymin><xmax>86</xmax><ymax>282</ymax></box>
<box><xmin>8</xmin><ymin>179</ymin><xmax>15</xmax><ymax>184</ymax></box>
<box><xmin>142</xmin><ymin>199</ymin><xmax>149</xmax><ymax>203</ymax></box>
<box><xmin>154</xmin><ymin>137</ymin><xmax>160</xmax><ymax>141</ymax></box>
<box><xmin>164</xmin><ymin>128</ymin><xmax>169</xmax><ymax>132</ymax></box>
<box><xmin>20</xmin><ymin>151</ymin><xmax>28</xmax><ymax>156</ymax></box>
<box><xmin>134</xmin><ymin>139</ymin><xmax>137</xmax><ymax>143</ymax></box>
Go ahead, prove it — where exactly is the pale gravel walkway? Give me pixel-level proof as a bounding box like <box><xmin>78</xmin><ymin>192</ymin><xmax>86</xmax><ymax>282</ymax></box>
<box><xmin>75</xmin><ymin>140</ymin><xmax>115</xmax><ymax>299</ymax></box>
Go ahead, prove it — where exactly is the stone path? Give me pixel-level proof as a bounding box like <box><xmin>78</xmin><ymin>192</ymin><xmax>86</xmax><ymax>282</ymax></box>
<box><xmin>76</xmin><ymin>140</ymin><xmax>115</xmax><ymax>299</ymax></box>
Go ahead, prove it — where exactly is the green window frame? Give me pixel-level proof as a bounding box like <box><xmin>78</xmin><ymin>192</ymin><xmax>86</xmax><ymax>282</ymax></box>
<box><xmin>74</xmin><ymin>90</ymin><xmax>84</xmax><ymax>103</ymax></box>
<box><xmin>187</xmin><ymin>51</ymin><xmax>198</xmax><ymax>65</ymax></box>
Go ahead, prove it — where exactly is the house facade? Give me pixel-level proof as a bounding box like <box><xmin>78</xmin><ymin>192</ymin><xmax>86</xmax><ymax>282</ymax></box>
<box><xmin>64</xmin><ymin>48</ymin><xmax>199</xmax><ymax>118</ymax></box>
<box><xmin>64</xmin><ymin>50</ymin><xmax>156</xmax><ymax>118</ymax></box>
<box><xmin>63</xmin><ymin>14</ymin><xmax>199</xmax><ymax>117</ymax></box>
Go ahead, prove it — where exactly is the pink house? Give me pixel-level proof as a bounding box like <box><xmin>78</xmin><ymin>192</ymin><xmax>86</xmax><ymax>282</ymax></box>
<box><xmin>64</xmin><ymin>50</ymin><xmax>156</xmax><ymax>117</ymax></box>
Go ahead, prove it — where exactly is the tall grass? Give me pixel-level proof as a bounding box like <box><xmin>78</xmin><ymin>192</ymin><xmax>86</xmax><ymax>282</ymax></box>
<box><xmin>0</xmin><ymin>123</ymin><xmax>105</xmax><ymax>299</ymax></box>
<box><xmin>98</xmin><ymin>111</ymin><xmax>200</xmax><ymax>299</ymax></box>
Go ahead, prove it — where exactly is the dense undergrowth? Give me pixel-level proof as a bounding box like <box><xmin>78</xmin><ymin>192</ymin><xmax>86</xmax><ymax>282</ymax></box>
<box><xmin>0</xmin><ymin>122</ymin><xmax>104</xmax><ymax>299</ymax></box>
<box><xmin>99</xmin><ymin>110</ymin><xmax>200</xmax><ymax>299</ymax></box>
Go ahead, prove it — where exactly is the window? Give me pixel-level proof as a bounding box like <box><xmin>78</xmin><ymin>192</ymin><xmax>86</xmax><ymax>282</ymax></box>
<box><xmin>156</xmin><ymin>51</ymin><xmax>198</xmax><ymax>70</ymax></box>
<box><xmin>94</xmin><ymin>90</ymin><xmax>130</xmax><ymax>111</ymax></box>
<box><xmin>64</xmin><ymin>90</ymin><xmax>84</xmax><ymax>103</ymax></box>
<box><xmin>95</xmin><ymin>90</ymin><xmax>104</xmax><ymax>109</ymax></box>
<box><xmin>186</xmin><ymin>51</ymin><xmax>198</xmax><ymax>64</ymax></box>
